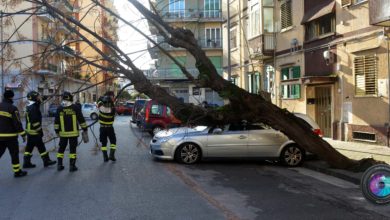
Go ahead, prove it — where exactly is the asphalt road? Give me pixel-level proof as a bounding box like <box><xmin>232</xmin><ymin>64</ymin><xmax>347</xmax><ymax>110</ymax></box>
<box><xmin>0</xmin><ymin>116</ymin><xmax>389</xmax><ymax>220</ymax></box>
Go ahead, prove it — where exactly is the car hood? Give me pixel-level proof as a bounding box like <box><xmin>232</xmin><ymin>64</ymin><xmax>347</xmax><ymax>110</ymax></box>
<box><xmin>155</xmin><ymin>126</ymin><xmax>207</xmax><ymax>138</ymax></box>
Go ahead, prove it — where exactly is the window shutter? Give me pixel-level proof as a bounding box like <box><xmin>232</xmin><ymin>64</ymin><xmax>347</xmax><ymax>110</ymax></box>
<box><xmin>293</xmin><ymin>84</ymin><xmax>301</xmax><ymax>99</ymax></box>
<box><xmin>292</xmin><ymin>66</ymin><xmax>301</xmax><ymax>79</ymax></box>
<box><xmin>354</xmin><ymin>55</ymin><xmax>377</xmax><ymax>96</ymax></box>
<box><xmin>341</xmin><ymin>0</ymin><xmax>351</xmax><ymax>7</ymax></box>
<box><xmin>281</xmin><ymin>68</ymin><xmax>289</xmax><ymax>80</ymax></box>
<box><xmin>281</xmin><ymin>0</ymin><xmax>292</xmax><ymax>29</ymax></box>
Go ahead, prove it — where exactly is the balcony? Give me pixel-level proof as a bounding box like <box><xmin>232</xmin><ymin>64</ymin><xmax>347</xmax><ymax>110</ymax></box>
<box><xmin>36</xmin><ymin>7</ymin><xmax>54</xmax><ymax>22</ymax></box>
<box><xmin>36</xmin><ymin>63</ymin><xmax>59</xmax><ymax>75</ymax></box>
<box><xmin>145</xmin><ymin>68</ymin><xmax>223</xmax><ymax>80</ymax></box>
<box><xmin>198</xmin><ymin>38</ymin><xmax>222</xmax><ymax>49</ymax></box>
<box><xmin>160</xmin><ymin>9</ymin><xmax>223</xmax><ymax>22</ymax></box>
<box><xmin>369</xmin><ymin>0</ymin><xmax>390</xmax><ymax>26</ymax></box>
<box><xmin>56</xmin><ymin>45</ymin><xmax>75</xmax><ymax>57</ymax></box>
<box><xmin>248</xmin><ymin>33</ymin><xmax>274</xmax><ymax>59</ymax></box>
<box><xmin>53</xmin><ymin>0</ymin><xmax>74</xmax><ymax>13</ymax></box>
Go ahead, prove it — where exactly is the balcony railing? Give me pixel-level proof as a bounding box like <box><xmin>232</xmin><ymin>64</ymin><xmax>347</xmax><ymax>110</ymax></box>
<box><xmin>160</xmin><ymin>9</ymin><xmax>222</xmax><ymax>21</ymax></box>
<box><xmin>198</xmin><ymin>38</ymin><xmax>222</xmax><ymax>49</ymax></box>
<box><xmin>36</xmin><ymin>7</ymin><xmax>54</xmax><ymax>22</ymax></box>
<box><xmin>53</xmin><ymin>0</ymin><xmax>73</xmax><ymax>13</ymax></box>
<box><xmin>37</xmin><ymin>63</ymin><xmax>58</xmax><ymax>75</ymax></box>
<box><xmin>248</xmin><ymin>33</ymin><xmax>275</xmax><ymax>59</ymax></box>
<box><xmin>145</xmin><ymin>68</ymin><xmax>223</xmax><ymax>80</ymax></box>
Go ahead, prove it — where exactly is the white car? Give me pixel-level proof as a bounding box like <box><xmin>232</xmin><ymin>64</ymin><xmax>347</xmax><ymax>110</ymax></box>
<box><xmin>81</xmin><ymin>103</ymin><xmax>99</xmax><ymax>120</ymax></box>
<box><xmin>150</xmin><ymin>114</ymin><xmax>322</xmax><ymax>166</ymax></box>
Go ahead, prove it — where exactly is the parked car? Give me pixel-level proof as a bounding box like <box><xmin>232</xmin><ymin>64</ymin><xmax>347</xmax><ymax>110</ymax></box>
<box><xmin>116</xmin><ymin>102</ymin><xmax>134</xmax><ymax>115</ymax></box>
<box><xmin>131</xmin><ymin>99</ymin><xmax>149</xmax><ymax>126</ymax></box>
<box><xmin>81</xmin><ymin>103</ymin><xmax>98</xmax><ymax>120</ymax></box>
<box><xmin>139</xmin><ymin>100</ymin><xmax>181</xmax><ymax>136</ymax></box>
<box><xmin>149</xmin><ymin>113</ymin><xmax>322</xmax><ymax>166</ymax></box>
<box><xmin>48</xmin><ymin>104</ymin><xmax>60</xmax><ymax>117</ymax></box>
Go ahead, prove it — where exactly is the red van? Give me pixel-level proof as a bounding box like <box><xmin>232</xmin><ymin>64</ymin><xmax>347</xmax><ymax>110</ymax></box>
<box><xmin>140</xmin><ymin>100</ymin><xmax>181</xmax><ymax>136</ymax></box>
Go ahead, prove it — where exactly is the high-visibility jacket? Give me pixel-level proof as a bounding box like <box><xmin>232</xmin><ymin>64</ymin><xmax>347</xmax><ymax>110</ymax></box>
<box><xmin>97</xmin><ymin>100</ymin><xmax>116</xmax><ymax>126</ymax></box>
<box><xmin>54</xmin><ymin>104</ymin><xmax>87</xmax><ymax>137</ymax></box>
<box><xmin>0</xmin><ymin>100</ymin><xmax>26</xmax><ymax>140</ymax></box>
<box><xmin>25</xmin><ymin>103</ymin><xmax>43</xmax><ymax>136</ymax></box>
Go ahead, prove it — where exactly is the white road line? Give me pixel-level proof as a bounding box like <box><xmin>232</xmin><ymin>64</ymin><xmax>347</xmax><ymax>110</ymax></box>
<box><xmin>290</xmin><ymin>167</ymin><xmax>359</xmax><ymax>189</ymax></box>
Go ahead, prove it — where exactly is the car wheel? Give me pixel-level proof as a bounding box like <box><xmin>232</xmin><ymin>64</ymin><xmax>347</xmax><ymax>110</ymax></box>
<box><xmin>280</xmin><ymin>144</ymin><xmax>304</xmax><ymax>167</ymax></box>
<box><xmin>90</xmin><ymin>113</ymin><xmax>98</xmax><ymax>120</ymax></box>
<box><xmin>175</xmin><ymin>143</ymin><xmax>201</xmax><ymax>164</ymax></box>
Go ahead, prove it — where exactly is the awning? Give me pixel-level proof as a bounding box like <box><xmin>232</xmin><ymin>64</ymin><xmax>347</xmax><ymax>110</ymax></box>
<box><xmin>301</xmin><ymin>1</ymin><xmax>335</xmax><ymax>24</ymax></box>
<box><xmin>301</xmin><ymin>76</ymin><xmax>338</xmax><ymax>85</ymax></box>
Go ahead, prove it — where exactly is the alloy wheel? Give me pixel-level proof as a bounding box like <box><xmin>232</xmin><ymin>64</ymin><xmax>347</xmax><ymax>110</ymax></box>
<box><xmin>179</xmin><ymin>144</ymin><xmax>200</xmax><ymax>164</ymax></box>
<box><xmin>283</xmin><ymin>146</ymin><xmax>303</xmax><ymax>166</ymax></box>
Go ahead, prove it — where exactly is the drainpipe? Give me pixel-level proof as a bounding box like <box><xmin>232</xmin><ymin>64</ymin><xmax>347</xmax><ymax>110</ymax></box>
<box><xmin>386</xmin><ymin>30</ymin><xmax>390</xmax><ymax>147</ymax></box>
<box><xmin>227</xmin><ymin>0</ymin><xmax>231</xmax><ymax>82</ymax></box>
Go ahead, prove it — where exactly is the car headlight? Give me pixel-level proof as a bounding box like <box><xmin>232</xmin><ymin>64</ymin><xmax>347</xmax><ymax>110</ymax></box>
<box><xmin>160</xmin><ymin>137</ymin><xmax>171</xmax><ymax>143</ymax></box>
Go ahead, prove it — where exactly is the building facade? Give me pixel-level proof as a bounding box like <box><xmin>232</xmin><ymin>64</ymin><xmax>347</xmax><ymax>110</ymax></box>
<box><xmin>147</xmin><ymin>0</ymin><xmax>224</xmax><ymax>106</ymax></box>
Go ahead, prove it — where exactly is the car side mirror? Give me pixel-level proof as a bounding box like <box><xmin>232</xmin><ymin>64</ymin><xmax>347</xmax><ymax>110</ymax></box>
<box><xmin>213</xmin><ymin>128</ymin><xmax>223</xmax><ymax>135</ymax></box>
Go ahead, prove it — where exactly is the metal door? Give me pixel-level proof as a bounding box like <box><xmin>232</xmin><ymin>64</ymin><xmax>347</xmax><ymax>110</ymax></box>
<box><xmin>315</xmin><ymin>87</ymin><xmax>332</xmax><ymax>137</ymax></box>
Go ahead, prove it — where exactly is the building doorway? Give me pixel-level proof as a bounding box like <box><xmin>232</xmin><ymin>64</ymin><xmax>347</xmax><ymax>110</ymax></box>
<box><xmin>315</xmin><ymin>86</ymin><xmax>332</xmax><ymax>137</ymax></box>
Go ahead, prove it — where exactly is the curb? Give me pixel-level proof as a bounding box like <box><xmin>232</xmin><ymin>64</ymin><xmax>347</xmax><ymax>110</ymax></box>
<box><xmin>303</xmin><ymin>161</ymin><xmax>362</xmax><ymax>185</ymax></box>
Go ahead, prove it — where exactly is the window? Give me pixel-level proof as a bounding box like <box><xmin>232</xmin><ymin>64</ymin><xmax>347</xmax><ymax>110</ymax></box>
<box><xmin>205</xmin><ymin>28</ymin><xmax>221</xmax><ymax>48</ymax></box>
<box><xmin>306</xmin><ymin>14</ymin><xmax>335</xmax><ymax>40</ymax></box>
<box><xmin>264</xmin><ymin>65</ymin><xmax>274</xmax><ymax>94</ymax></box>
<box><xmin>281</xmin><ymin>0</ymin><xmax>292</xmax><ymax>30</ymax></box>
<box><xmin>150</xmin><ymin>104</ymin><xmax>163</xmax><ymax>115</ymax></box>
<box><xmin>247</xmin><ymin>72</ymin><xmax>260</xmax><ymax>94</ymax></box>
<box><xmin>169</xmin><ymin>0</ymin><xmax>185</xmax><ymax>17</ymax></box>
<box><xmin>354</xmin><ymin>55</ymin><xmax>377</xmax><ymax>96</ymax></box>
<box><xmin>281</xmin><ymin>66</ymin><xmax>301</xmax><ymax>99</ymax></box>
<box><xmin>354</xmin><ymin>0</ymin><xmax>367</xmax><ymax>4</ymax></box>
<box><xmin>249</xmin><ymin>2</ymin><xmax>260</xmax><ymax>37</ymax></box>
<box><xmin>341</xmin><ymin>0</ymin><xmax>351</xmax><ymax>7</ymax></box>
<box><xmin>231</xmin><ymin>76</ymin><xmax>239</xmax><ymax>86</ymax></box>
<box><xmin>230</xmin><ymin>27</ymin><xmax>237</xmax><ymax>49</ymax></box>
<box><xmin>263</xmin><ymin>7</ymin><xmax>274</xmax><ymax>33</ymax></box>
<box><xmin>204</xmin><ymin>0</ymin><xmax>220</xmax><ymax>18</ymax></box>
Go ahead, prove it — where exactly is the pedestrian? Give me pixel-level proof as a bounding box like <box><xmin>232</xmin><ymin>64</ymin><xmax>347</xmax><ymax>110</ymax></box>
<box><xmin>54</xmin><ymin>91</ymin><xmax>88</xmax><ymax>172</ymax></box>
<box><xmin>97</xmin><ymin>91</ymin><xmax>117</xmax><ymax>162</ymax></box>
<box><xmin>23</xmin><ymin>91</ymin><xmax>56</xmax><ymax>168</ymax></box>
<box><xmin>0</xmin><ymin>89</ymin><xmax>28</xmax><ymax>177</ymax></box>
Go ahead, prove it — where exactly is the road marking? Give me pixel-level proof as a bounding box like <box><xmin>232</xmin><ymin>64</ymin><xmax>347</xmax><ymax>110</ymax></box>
<box><xmin>290</xmin><ymin>167</ymin><xmax>358</xmax><ymax>189</ymax></box>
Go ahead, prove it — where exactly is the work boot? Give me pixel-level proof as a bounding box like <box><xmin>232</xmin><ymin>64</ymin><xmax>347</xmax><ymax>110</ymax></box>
<box><xmin>23</xmin><ymin>155</ymin><xmax>36</xmax><ymax>168</ymax></box>
<box><xmin>14</xmin><ymin>170</ymin><xmax>28</xmax><ymax>178</ymax></box>
<box><xmin>109</xmin><ymin>149</ymin><xmax>116</xmax><ymax>162</ymax></box>
<box><xmin>42</xmin><ymin>154</ymin><xmax>56</xmax><ymax>167</ymax></box>
<box><xmin>102</xmin><ymin>151</ymin><xmax>109</xmax><ymax>162</ymax></box>
<box><xmin>69</xmin><ymin>159</ymin><xmax>78</xmax><ymax>172</ymax></box>
<box><xmin>57</xmin><ymin>158</ymin><xmax>64</xmax><ymax>171</ymax></box>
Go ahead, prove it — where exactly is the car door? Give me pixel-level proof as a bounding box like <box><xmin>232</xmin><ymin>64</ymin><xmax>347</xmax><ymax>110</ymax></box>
<box><xmin>206</xmin><ymin>124</ymin><xmax>248</xmax><ymax>157</ymax></box>
<box><xmin>246</xmin><ymin>124</ymin><xmax>288</xmax><ymax>157</ymax></box>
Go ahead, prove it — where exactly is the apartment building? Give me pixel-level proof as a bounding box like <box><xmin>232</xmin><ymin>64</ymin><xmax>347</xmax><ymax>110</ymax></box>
<box><xmin>78</xmin><ymin>0</ymin><xmax>119</xmax><ymax>101</ymax></box>
<box><xmin>222</xmin><ymin>0</ymin><xmax>275</xmax><ymax>98</ymax></box>
<box><xmin>147</xmin><ymin>0</ymin><xmax>224</xmax><ymax>106</ymax></box>
<box><xmin>1</xmin><ymin>0</ymin><xmax>96</xmax><ymax>113</ymax></box>
<box><xmin>222</xmin><ymin>0</ymin><xmax>390</xmax><ymax>145</ymax></box>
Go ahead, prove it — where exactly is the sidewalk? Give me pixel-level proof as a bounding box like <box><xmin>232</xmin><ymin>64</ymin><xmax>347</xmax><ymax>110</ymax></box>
<box><xmin>304</xmin><ymin>138</ymin><xmax>390</xmax><ymax>184</ymax></box>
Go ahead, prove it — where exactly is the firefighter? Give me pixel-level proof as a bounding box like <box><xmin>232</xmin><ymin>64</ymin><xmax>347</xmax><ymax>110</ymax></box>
<box><xmin>97</xmin><ymin>91</ymin><xmax>117</xmax><ymax>162</ymax></box>
<box><xmin>0</xmin><ymin>89</ymin><xmax>28</xmax><ymax>177</ymax></box>
<box><xmin>23</xmin><ymin>91</ymin><xmax>56</xmax><ymax>168</ymax></box>
<box><xmin>54</xmin><ymin>91</ymin><xmax>88</xmax><ymax>172</ymax></box>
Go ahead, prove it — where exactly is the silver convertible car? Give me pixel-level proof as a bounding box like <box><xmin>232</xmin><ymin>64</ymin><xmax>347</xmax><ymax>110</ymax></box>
<box><xmin>150</xmin><ymin>114</ymin><xmax>322</xmax><ymax>166</ymax></box>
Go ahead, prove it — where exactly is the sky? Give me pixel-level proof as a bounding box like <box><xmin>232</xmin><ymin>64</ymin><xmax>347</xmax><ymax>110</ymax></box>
<box><xmin>114</xmin><ymin>0</ymin><xmax>152</xmax><ymax>70</ymax></box>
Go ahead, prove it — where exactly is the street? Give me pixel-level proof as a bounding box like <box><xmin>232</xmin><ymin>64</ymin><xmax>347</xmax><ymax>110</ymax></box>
<box><xmin>0</xmin><ymin>116</ymin><xmax>389</xmax><ymax>220</ymax></box>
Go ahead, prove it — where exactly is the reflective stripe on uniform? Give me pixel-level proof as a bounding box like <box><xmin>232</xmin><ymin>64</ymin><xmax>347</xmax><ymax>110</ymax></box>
<box><xmin>32</xmin><ymin>122</ymin><xmax>40</xmax><ymax>127</ymax></box>
<box><xmin>101</xmin><ymin>146</ymin><xmax>107</xmax><ymax>151</ymax></box>
<box><xmin>57</xmin><ymin>153</ymin><xmax>64</xmax><ymax>158</ymax></box>
<box><xmin>24</xmin><ymin>152</ymin><xmax>32</xmax><ymax>156</ymax></box>
<box><xmin>0</xmin><ymin>111</ymin><xmax>12</xmax><ymax>118</ymax></box>
<box><xmin>40</xmin><ymin>152</ymin><xmax>48</xmax><ymax>156</ymax></box>
<box><xmin>60</xmin><ymin>114</ymin><xmax>65</xmax><ymax>133</ymax></box>
<box><xmin>69</xmin><ymin>153</ymin><xmax>77</xmax><ymax>159</ymax></box>
<box><xmin>12</xmin><ymin>164</ymin><xmax>20</xmax><ymax>172</ymax></box>
<box><xmin>19</xmin><ymin>131</ymin><xmax>26</xmax><ymax>136</ymax></box>
<box><xmin>99</xmin><ymin>113</ymin><xmax>113</xmax><ymax>119</ymax></box>
<box><xmin>0</xmin><ymin>133</ymin><xmax>18</xmax><ymax>137</ymax></box>
<box><xmin>110</xmin><ymin>144</ymin><xmax>116</xmax><ymax>150</ymax></box>
<box><xmin>99</xmin><ymin>120</ymin><xmax>114</xmax><ymax>125</ymax></box>
<box><xmin>80</xmin><ymin>122</ymin><xmax>87</xmax><ymax>128</ymax></box>
<box><xmin>72</xmin><ymin>115</ymin><xmax>77</xmax><ymax>133</ymax></box>
<box><xmin>54</xmin><ymin>124</ymin><xmax>59</xmax><ymax>129</ymax></box>
<box><xmin>26</xmin><ymin>127</ymin><xmax>42</xmax><ymax>135</ymax></box>
<box><xmin>59</xmin><ymin>131</ymin><xmax>79</xmax><ymax>137</ymax></box>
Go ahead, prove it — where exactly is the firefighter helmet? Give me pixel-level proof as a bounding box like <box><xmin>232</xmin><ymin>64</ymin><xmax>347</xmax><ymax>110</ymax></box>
<box><xmin>62</xmin><ymin>91</ymin><xmax>73</xmax><ymax>102</ymax></box>
<box><xmin>27</xmin><ymin>91</ymin><xmax>40</xmax><ymax>101</ymax></box>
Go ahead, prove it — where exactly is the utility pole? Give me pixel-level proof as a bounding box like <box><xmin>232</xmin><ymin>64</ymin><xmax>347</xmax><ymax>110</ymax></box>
<box><xmin>1</xmin><ymin>10</ymin><xmax>4</xmax><ymax>94</ymax></box>
<box><xmin>227</xmin><ymin>1</ymin><xmax>231</xmax><ymax>82</ymax></box>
